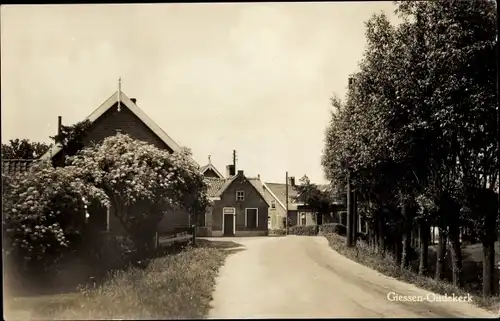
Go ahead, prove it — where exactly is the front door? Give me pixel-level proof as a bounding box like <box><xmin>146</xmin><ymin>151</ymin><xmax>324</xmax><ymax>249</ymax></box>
<box><xmin>223</xmin><ymin>214</ymin><xmax>234</xmax><ymax>236</ymax></box>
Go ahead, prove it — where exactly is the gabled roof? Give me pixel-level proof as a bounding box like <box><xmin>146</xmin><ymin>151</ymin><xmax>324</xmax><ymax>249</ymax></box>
<box><xmin>205</xmin><ymin>177</ymin><xmax>227</xmax><ymax>198</ymax></box>
<box><xmin>204</xmin><ymin>173</ymin><xmax>270</xmax><ymax>206</ymax></box>
<box><xmin>247</xmin><ymin>177</ymin><xmax>271</xmax><ymax>206</ymax></box>
<box><xmin>263</xmin><ymin>183</ymin><xmax>300</xmax><ymax>211</ymax></box>
<box><xmin>40</xmin><ymin>90</ymin><xmax>185</xmax><ymax>161</ymax></box>
<box><xmin>200</xmin><ymin>163</ymin><xmax>224</xmax><ymax>179</ymax></box>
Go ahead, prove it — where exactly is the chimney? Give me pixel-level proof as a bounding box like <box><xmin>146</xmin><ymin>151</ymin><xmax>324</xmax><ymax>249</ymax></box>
<box><xmin>289</xmin><ymin>176</ymin><xmax>296</xmax><ymax>187</ymax></box>
<box><xmin>258</xmin><ymin>174</ymin><xmax>260</xmax><ymax>180</ymax></box>
<box><xmin>348</xmin><ymin>77</ymin><xmax>355</xmax><ymax>91</ymax></box>
<box><xmin>226</xmin><ymin>164</ymin><xmax>235</xmax><ymax>177</ymax></box>
<box><xmin>237</xmin><ymin>170</ymin><xmax>244</xmax><ymax>176</ymax></box>
<box><xmin>58</xmin><ymin>116</ymin><xmax>62</xmax><ymax>136</ymax></box>
<box><xmin>130</xmin><ymin>98</ymin><xmax>137</xmax><ymax>104</ymax></box>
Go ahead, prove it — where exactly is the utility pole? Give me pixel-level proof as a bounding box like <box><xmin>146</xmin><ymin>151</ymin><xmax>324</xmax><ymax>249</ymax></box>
<box><xmin>496</xmin><ymin>34</ymin><xmax>500</xmax><ymax>296</ymax></box>
<box><xmin>353</xmin><ymin>187</ymin><xmax>358</xmax><ymax>245</ymax></box>
<box><xmin>346</xmin><ymin>169</ymin><xmax>354</xmax><ymax>247</ymax></box>
<box><xmin>233</xmin><ymin>150</ymin><xmax>237</xmax><ymax>172</ymax></box>
<box><xmin>286</xmin><ymin>171</ymin><xmax>289</xmax><ymax>235</ymax></box>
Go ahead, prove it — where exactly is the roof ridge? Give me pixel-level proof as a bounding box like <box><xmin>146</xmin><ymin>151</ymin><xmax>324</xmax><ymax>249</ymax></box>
<box><xmin>39</xmin><ymin>90</ymin><xmax>192</xmax><ymax>164</ymax></box>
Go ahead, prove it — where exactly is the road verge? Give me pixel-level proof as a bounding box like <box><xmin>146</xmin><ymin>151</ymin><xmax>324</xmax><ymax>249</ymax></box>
<box><xmin>322</xmin><ymin>232</ymin><xmax>500</xmax><ymax>313</ymax></box>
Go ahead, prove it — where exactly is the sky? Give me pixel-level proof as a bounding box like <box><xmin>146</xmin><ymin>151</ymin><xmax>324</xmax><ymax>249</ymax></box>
<box><xmin>1</xmin><ymin>2</ymin><xmax>400</xmax><ymax>184</ymax></box>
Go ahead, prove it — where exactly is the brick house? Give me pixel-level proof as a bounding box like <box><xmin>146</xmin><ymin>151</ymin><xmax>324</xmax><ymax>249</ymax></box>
<box><xmin>35</xmin><ymin>89</ymin><xmax>198</xmax><ymax>236</ymax></box>
<box><xmin>199</xmin><ymin>164</ymin><xmax>270</xmax><ymax>237</ymax></box>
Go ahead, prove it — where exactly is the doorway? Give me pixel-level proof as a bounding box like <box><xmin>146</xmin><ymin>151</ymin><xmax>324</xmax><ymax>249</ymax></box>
<box><xmin>223</xmin><ymin>214</ymin><xmax>235</xmax><ymax>236</ymax></box>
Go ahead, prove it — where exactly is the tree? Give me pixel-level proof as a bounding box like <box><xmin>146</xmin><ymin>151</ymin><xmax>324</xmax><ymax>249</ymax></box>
<box><xmin>68</xmin><ymin>134</ymin><xmax>209</xmax><ymax>256</ymax></box>
<box><xmin>395</xmin><ymin>0</ymin><xmax>498</xmax><ymax>294</ymax></box>
<box><xmin>294</xmin><ymin>175</ymin><xmax>332</xmax><ymax>224</ymax></box>
<box><xmin>50</xmin><ymin>120</ymin><xmax>92</xmax><ymax>159</ymax></box>
<box><xmin>323</xmin><ymin>0</ymin><xmax>498</xmax><ymax>295</ymax></box>
<box><xmin>1</xmin><ymin>139</ymin><xmax>50</xmax><ymax>159</ymax></box>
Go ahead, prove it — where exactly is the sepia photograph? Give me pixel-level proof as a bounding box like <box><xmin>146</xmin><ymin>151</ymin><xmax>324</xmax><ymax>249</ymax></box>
<box><xmin>1</xmin><ymin>1</ymin><xmax>499</xmax><ymax>319</ymax></box>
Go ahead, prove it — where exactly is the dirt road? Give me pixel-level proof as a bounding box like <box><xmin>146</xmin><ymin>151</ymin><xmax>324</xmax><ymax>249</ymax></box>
<box><xmin>208</xmin><ymin>236</ymin><xmax>498</xmax><ymax>318</ymax></box>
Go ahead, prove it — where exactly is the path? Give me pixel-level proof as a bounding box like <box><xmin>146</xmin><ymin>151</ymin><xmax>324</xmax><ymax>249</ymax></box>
<box><xmin>208</xmin><ymin>235</ymin><xmax>498</xmax><ymax>318</ymax></box>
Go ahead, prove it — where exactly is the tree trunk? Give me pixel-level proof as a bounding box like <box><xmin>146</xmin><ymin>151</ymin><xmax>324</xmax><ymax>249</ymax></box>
<box><xmin>482</xmin><ymin>207</ymin><xmax>498</xmax><ymax>297</ymax></box>
<box><xmin>448</xmin><ymin>224</ymin><xmax>463</xmax><ymax>287</ymax></box>
<box><xmin>373</xmin><ymin>223</ymin><xmax>379</xmax><ymax>252</ymax></box>
<box><xmin>482</xmin><ymin>240</ymin><xmax>496</xmax><ymax>297</ymax></box>
<box><xmin>367</xmin><ymin>225</ymin><xmax>375</xmax><ymax>251</ymax></box>
<box><xmin>401</xmin><ymin>203</ymin><xmax>413</xmax><ymax>270</ymax></box>
<box><xmin>395</xmin><ymin>230</ymin><xmax>403</xmax><ymax>266</ymax></box>
<box><xmin>377</xmin><ymin>217</ymin><xmax>385</xmax><ymax>256</ymax></box>
<box><xmin>401</xmin><ymin>224</ymin><xmax>412</xmax><ymax>269</ymax></box>
<box><xmin>418</xmin><ymin>220</ymin><xmax>429</xmax><ymax>276</ymax></box>
<box><xmin>435</xmin><ymin>228</ymin><xmax>447</xmax><ymax>281</ymax></box>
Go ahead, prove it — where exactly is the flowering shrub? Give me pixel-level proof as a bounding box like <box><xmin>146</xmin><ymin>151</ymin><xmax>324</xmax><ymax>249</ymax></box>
<box><xmin>68</xmin><ymin>134</ymin><xmax>209</xmax><ymax>253</ymax></box>
<box><xmin>3</xmin><ymin>161</ymin><xmax>109</xmax><ymax>270</ymax></box>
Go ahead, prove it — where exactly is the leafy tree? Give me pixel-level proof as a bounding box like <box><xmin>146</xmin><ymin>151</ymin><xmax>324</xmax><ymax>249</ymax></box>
<box><xmin>50</xmin><ymin>120</ymin><xmax>92</xmax><ymax>159</ymax></box>
<box><xmin>323</xmin><ymin>0</ymin><xmax>498</xmax><ymax>296</ymax></box>
<box><xmin>1</xmin><ymin>139</ymin><xmax>50</xmax><ymax>159</ymax></box>
<box><xmin>294</xmin><ymin>175</ymin><xmax>332</xmax><ymax>223</ymax></box>
<box><xmin>68</xmin><ymin>134</ymin><xmax>209</xmax><ymax>256</ymax></box>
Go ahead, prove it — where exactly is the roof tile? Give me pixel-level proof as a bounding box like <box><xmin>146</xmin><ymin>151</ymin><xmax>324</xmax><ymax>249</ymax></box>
<box><xmin>2</xmin><ymin>159</ymin><xmax>37</xmax><ymax>177</ymax></box>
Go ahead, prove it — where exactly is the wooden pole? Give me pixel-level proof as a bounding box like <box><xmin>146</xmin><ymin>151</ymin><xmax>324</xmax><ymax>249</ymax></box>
<box><xmin>353</xmin><ymin>188</ymin><xmax>358</xmax><ymax>245</ymax></box>
<box><xmin>347</xmin><ymin>170</ymin><xmax>354</xmax><ymax>247</ymax></box>
<box><xmin>192</xmin><ymin>224</ymin><xmax>197</xmax><ymax>247</ymax></box>
<box><xmin>285</xmin><ymin>171</ymin><xmax>289</xmax><ymax>235</ymax></box>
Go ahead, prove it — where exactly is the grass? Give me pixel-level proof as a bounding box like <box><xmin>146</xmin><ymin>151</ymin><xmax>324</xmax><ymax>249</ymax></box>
<box><xmin>4</xmin><ymin>245</ymin><xmax>229</xmax><ymax>320</ymax></box>
<box><xmin>321</xmin><ymin>232</ymin><xmax>500</xmax><ymax>313</ymax></box>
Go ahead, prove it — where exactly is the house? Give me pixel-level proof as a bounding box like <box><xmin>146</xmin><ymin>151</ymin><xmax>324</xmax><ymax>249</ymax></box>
<box><xmin>262</xmin><ymin>177</ymin><xmax>343</xmax><ymax>229</ymax></box>
<box><xmin>264</xmin><ymin>177</ymin><xmax>316</xmax><ymax>229</ymax></box>
<box><xmin>198</xmin><ymin>163</ymin><xmax>270</xmax><ymax>237</ymax></box>
<box><xmin>34</xmin><ymin>89</ymin><xmax>199</xmax><ymax>236</ymax></box>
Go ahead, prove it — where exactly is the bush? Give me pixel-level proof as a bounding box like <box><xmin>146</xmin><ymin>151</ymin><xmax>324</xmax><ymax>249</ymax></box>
<box><xmin>319</xmin><ymin>223</ymin><xmax>347</xmax><ymax>236</ymax></box>
<box><xmin>3</xmin><ymin>162</ymin><xmax>109</xmax><ymax>274</ymax></box>
<box><xmin>288</xmin><ymin>225</ymin><xmax>319</xmax><ymax>236</ymax></box>
<box><xmin>319</xmin><ymin>223</ymin><xmax>339</xmax><ymax>235</ymax></box>
<box><xmin>268</xmin><ymin>229</ymin><xmax>286</xmax><ymax>236</ymax></box>
<box><xmin>69</xmin><ymin>134</ymin><xmax>210</xmax><ymax>254</ymax></box>
<box><xmin>356</xmin><ymin>232</ymin><xmax>367</xmax><ymax>241</ymax></box>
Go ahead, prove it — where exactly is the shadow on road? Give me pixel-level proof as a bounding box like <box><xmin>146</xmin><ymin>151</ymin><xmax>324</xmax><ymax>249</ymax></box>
<box><xmin>196</xmin><ymin>238</ymin><xmax>246</xmax><ymax>251</ymax></box>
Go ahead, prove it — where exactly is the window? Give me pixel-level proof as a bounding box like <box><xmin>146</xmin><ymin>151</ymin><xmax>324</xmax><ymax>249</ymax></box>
<box><xmin>236</xmin><ymin>190</ymin><xmax>245</xmax><ymax>201</ymax></box>
<box><xmin>300</xmin><ymin>212</ymin><xmax>307</xmax><ymax>226</ymax></box>
<box><xmin>271</xmin><ymin>200</ymin><xmax>276</xmax><ymax>209</ymax></box>
<box><xmin>245</xmin><ymin>208</ymin><xmax>258</xmax><ymax>228</ymax></box>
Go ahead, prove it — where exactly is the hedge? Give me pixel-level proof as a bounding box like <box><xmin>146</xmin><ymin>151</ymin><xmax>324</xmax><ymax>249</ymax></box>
<box><xmin>288</xmin><ymin>225</ymin><xmax>319</xmax><ymax>236</ymax></box>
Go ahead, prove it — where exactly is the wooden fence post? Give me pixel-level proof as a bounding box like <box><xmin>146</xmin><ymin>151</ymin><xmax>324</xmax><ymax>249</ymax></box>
<box><xmin>192</xmin><ymin>225</ymin><xmax>197</xmax><ymax>247</ymax></box>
